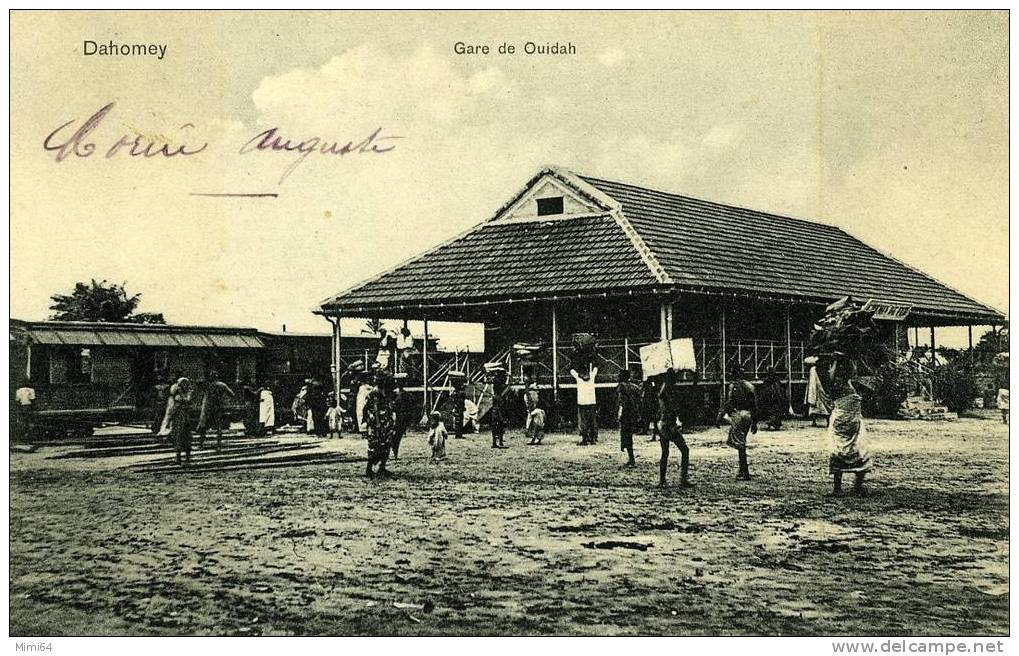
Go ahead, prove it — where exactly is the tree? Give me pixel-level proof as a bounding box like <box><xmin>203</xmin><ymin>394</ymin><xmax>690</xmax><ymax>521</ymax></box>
<box><xmin>49</xmin><ymin>279</ymin><xmax>165</xmax><ymax>324</ymax></box>
<box><xmin>974</xmin><ymin>323</ymin><xmax>1009</xmax><ymax>362</ymax></box>
<box><xmin>362</xmin><ymin>318</ymin><xmax>384</xmax><ymax>336</ymax></box>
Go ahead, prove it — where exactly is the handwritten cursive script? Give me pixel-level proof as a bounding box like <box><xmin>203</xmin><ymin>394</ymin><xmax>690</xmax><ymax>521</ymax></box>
<box><xmin>42</xmin><ymin>103</ymin><xmax>402</xmax><ymax>188</ymax></box>
<box><xmin>239</xmin><ymin>127</ymin><xmax>403</xmax><ymax>184</ymax></box>
<box><xmin>43</xmin><ymin>102</ymin><xmax>208</xmax><ymax>162</ymax></box>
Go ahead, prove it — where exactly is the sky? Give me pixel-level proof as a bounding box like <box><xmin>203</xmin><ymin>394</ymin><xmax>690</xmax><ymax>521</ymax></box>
<box><xmin>9</xmin><ymin>11</ymin><xmax>1008</xmax><ymax>349</ymax></box>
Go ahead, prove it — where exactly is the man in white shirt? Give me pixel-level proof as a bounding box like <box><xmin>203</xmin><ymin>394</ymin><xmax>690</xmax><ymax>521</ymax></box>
<box><xmin>571</xmin><ymin>365</ymin><xmax>599</xmax><ymax>445</ymax></box>
<box><xmin>13</xmin><ymin>382</ymin><xmax>36</xmax><ymax>440</ymax></box>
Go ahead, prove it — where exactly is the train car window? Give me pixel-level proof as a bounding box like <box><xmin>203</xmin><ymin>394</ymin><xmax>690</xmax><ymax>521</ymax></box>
<box><xmin>79</xmin><ymin>349</ymin><xmax>92</xmax><ymax>377</ymax></box>
<box><xmin>48</xmin><ymin>348</ymin><xmax>92</xmax><ymax>383</ymax></box>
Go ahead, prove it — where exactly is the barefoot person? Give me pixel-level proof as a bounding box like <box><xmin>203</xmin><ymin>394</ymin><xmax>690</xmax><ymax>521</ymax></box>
<box><xmin>616</xmin><ymin>370</ymin><xmax>641</xmax><ymax>467</ymax></box>
<box><xmin>657</xmin><ymin>369</ymin><xmax>691</xmax><ymax>488</ymax></box>
<box><xmin>717</xmin><ymin>366</ymin><xmax>757</xmax><ymax>481</ymax></box>
<box><xmin>821</xmin><ymin>359</ymin><xmax>871</xmax><ymax>495</ymax></box>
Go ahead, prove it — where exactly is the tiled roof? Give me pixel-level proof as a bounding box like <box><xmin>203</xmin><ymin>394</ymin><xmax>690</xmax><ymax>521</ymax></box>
<box><xmin>320</xmin><ymin>168</ymin><xmax>1003</xmax><ymax>323</ymax></box>
<box><xmin>579</xmin><ymin>175</ymin><xmax>1001</xmax><ymax>321</ymax></box>
<box><xmin>10</xmin><ymin>320</ymin><xmax>265</xmax><ymax>348</ymax></box>
<box><xmin>319</xmin><ymin>214</ymin><xmax>660</xmax><ymax>310</ymax></box>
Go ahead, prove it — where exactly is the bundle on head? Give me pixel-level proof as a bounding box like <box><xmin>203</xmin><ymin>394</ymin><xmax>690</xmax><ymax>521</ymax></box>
<box><xmin>572</xmin><ymin>333</ymin><xmax>597</xmax><ymax>372</ymax></box>
<box><xmin>808</xmin><ymin>296</ymin><xmax>887</xmax><ymax>372</ymax></box>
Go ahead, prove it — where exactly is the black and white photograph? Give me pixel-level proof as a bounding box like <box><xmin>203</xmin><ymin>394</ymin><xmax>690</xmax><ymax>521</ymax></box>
<box><xmin>7</xmin><ymin>8</ymin><xmax>1011</xmax><ymax>645</ymax></box>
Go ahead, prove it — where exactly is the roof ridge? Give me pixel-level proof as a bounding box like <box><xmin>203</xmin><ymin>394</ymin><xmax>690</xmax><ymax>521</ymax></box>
<box><xmin>608</xmin><ymin>209</ymin><xmax>672</xmax><ymax>285</ymax></box>
<box><xmin>577</xmin><ymin>172</ymin><xmax>839</xmax><ymax>231</ymax></box>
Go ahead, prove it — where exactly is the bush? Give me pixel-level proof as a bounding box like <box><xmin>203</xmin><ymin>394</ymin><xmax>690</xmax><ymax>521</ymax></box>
<box><xmin>932</xmin><ymin>360</ymin><xmax>980</xmax><ymax>413</ymax></box>
<box><xmin>862</xmin><ymin>361</ymin><xmax>912</xmax><ymax>418</ymax></box>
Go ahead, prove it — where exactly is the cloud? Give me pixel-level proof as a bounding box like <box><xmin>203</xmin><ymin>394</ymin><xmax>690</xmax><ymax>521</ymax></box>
<box><xmin>597</xmin><ymin>47</ymin><xmax>625</xmax><ymax>67</ymax></box>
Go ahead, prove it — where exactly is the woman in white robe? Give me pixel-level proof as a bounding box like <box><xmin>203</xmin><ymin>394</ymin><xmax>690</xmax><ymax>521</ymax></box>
<box><xmin>259</xmin><ymin>386</ymin><xmax>275</xmax><ymax>433</ymax></box>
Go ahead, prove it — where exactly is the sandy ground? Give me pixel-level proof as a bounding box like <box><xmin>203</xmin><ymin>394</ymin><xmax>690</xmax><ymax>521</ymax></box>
<box><xmin>9</xmin><ymin>414</ymin><xmax>1009</xmax><ymax>636</ymax></box>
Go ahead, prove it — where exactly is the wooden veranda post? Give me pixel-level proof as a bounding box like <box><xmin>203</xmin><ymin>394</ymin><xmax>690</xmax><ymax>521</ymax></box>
<box><xmin>720</xmin><ymin>304</ymin><xmax>727</xmax><ymax>402</ymax></box>
<box><xmin>929</xmin><ymin>326</ymin><xmax>936</xmax><ymax>366</ymax></box>
<box><xmin>785</xmin><ymin>306</ymin><xmax>794</xmax><ymax>415</ymax></box>
<box><xmin>332</xmin><ymin>318</ymin><xmax>342</xmax><ymax>403</ymax></box>
<box><xmin>659</xmin><ymin>302</ymin><xmax>673</xmax><ymax>340</ymax></box>
<box><xmin>422</xmin><ymin>316</ymin><xmax>430</xmax><ymax>413</ymax></box>
<box><xmin>551</xmin><ymin>303</ymin><xmax>559</xmax><ymax>402</ymax></box>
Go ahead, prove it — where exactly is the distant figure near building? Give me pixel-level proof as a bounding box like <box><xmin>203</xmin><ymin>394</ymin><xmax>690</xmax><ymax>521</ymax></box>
<box><xmin>805</xmin><ymin>365</ymin><xmax>832</xmax><ymax>427</ymax></box>
<box><xmin>150</xmin><ymin>374</ymin><xmax>171</xmax><ymax>435</ymax></box>
<box><xmin>719</xmin><ymin>366</ymin><xmax>757</xmax><ymax>482</ymax></box>
<box><xmin>641</xmin><ymin>378</ymin><xmax>661</xmax><ymax>443</ymax></box>
<box><xmin>524</xmin><ymin>379</ymin><xmax>545</xmax><ymax>445</ymax></box>
<box><xmin>391</xmin><ymin>373</ymin><xmax>415</xmax><ymax>458</ymax></box>
<box><xmin>571</xmin><ymin>365</ymin><xmax>599</xmax><ymax>445</ymax></box>
<box><xmin>616</xmin><ymin>370</ymin><xmax>641</xmax><ymax>467</ymax></box>
<box><xmin>996</xmin><ymin>387</ymin><xmax>1009</xmax><ymax>424</ymax></box>
<box><xmin>258</xmin><ymin>383</ymin><xmax>276</xmax><ymax>435</ymax></box>
<box><xmin>449</xmin><ymin>374</ymin><xmax>467</xmax><ymax>439</ymax></box>
<box><xmin>163</xmin><ymin>377</ymin><xmax>195</xmax><ymax>468</ymax></box>
<box><xmin>657</xmin><ymin>369</ymin><xmax>691</xmax><ymax>488</ymax></box>
<box><xmin>13</xmin><ymin>379</ymin><xmax>35</xmax><ymax>441</ymax></box>
<box><xmin>428</xmin><ymin>411</ymin><xmax>448</xmax><ymax>462</ymax></box>
<box><xmin>489</xmin><ymin>371</ymin><xmax>510</xmax><ymax>449</ymax></box>
<box><xmin>365</xmin><ymin>371</ymin><xmax>396</xmax><ymax>478</ymax></box>
<box><xmin>757</xmin><ymin>366</ymin><xmax>785</xmax><ymax>431</ymax></box>
<box><xmin>356</xmin><ymin>376</ymin><xmax>373</xmax><ymax>435</ymax></box>
<box><xmin>197</xmin><ymin>371</ymin><xmax>235</xmax><ymax>451</ymax></box>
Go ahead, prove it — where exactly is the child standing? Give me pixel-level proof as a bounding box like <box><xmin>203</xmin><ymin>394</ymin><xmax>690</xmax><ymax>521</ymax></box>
<box><xmin>428</xmin><ymin>411</ymin><xmax>448</xmax><ymax>461</ymax></box>
<box><xmin>325</xmin><ymin>397</ymin><xmax>341</xmax><ymax>438</ymax></box>
<box><xmin>524</xmin><ymin>380</ymin><xmax>545</xmax><ymax>445</ymax></box>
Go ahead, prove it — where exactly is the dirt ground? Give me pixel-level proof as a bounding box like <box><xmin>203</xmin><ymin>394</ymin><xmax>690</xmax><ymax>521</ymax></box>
<box><xmin>9</xmin><ymin>413</ymin><xmax>1009</xmax><ymax>636</ymax></box>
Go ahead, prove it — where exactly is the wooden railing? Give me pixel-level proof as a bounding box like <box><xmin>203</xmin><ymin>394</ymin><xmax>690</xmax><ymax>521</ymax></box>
<box><xmin>341</xmin><ymin>338</ymin><xmax>809</xmax><ymax>390</ymax></box>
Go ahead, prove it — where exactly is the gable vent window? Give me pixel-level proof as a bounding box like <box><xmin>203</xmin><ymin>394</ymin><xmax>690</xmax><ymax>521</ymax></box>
<box><xmin>536</xmin><ymin>196</ymin><xmax>564</xmax><ymax>216</ymax></box>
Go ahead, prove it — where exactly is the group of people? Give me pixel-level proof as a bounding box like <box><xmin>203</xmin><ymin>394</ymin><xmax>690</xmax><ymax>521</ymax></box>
<box><xmin>150</xmin><ymin>372</ymin><xmax>276</xmax><ymax>468</ymax></box>
<box><xmin>608</xmin><ymin>361</ymin><xmax>869</xmax><ymax>495</ymax></box>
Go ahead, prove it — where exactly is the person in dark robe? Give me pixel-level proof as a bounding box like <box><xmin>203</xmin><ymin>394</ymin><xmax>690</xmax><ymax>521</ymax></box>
<box><xmin>242</xmin><ymin>378</ymin><xmax>262</xmax><ymax>437</ymax></box>
<box><xmin>717</xmin><ymin>365</ymin><xmax>758</xmax><ymax>481</ymax></box>
<box><xmin>489</xmin><ymin>369</ymin><xmax>511</xmax><ymax>449</ymax></box>
<box><xmin>307</xmin><ymin>378</ymin><xmax>329</xmax><ymax>437</ymax></box>
<box><xmin>657</xmin><ymin>369</ymin><xmax>692</xmax><ymax>488</ymax></box>
<box><xmin>391</xmin><ymin>373</ymin><xmax>415</xmax><ymax>458</ymax></box>
<box><xmin>150</xmin><ymin>373</ymin><xmax>172</xmax><ymax>436</ymax></box>
<box><xmin>449</xmin><ymin>376</ymin><xmax>467</xmax><ymax>439</ymax></box>
<box><xmin>365</xmin><ymin>371</ymin><xmax>397</xmax><ymax>478</ymax></box>
<box><xmin>197</xmin><ymin>371</ymin><xmax>236</xmax><ymax>450</ymax></box>
<box><xmin>756</xmin><ymin>366</ymin><xmax>785</xmax><ymax>431</ymax></box>
<box><xmin>616</xmin><ymin>370</ymin><xmax>642</xmax><ymax>467</ymax></box>
<box><xmin>641</xmin><ymin>378</ymin><xmax>661</xmax><ymax>442</ymax></box>
<box><xmin>165</xmin><ymin>377</ymin><xmax>195</xmax><ymax>468</ymax></box>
